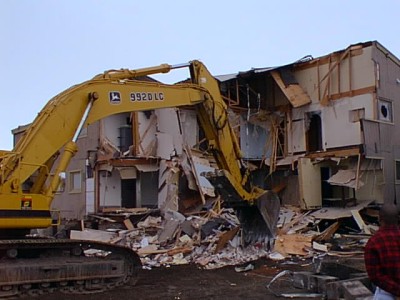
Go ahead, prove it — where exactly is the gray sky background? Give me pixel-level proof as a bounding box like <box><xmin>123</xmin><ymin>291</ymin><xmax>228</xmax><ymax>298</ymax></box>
<box><xmin>1</xmin><ymin>1</ymin><xmax>400</xmax><ymax>150</ymax></box>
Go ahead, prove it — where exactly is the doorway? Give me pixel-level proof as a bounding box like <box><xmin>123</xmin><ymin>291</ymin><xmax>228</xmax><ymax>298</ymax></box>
<box><xmin>306</xmin><ymin>112</ymin><xmax>323</xmax><ymax>152</ymax></box>
<box><xmin>121</xmin><ymin>179</ymin><xmax>136</xmax><ymax>208</ymax></box>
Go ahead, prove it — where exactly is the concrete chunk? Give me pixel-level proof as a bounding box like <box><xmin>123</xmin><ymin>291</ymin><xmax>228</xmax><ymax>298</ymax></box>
<box><xmin>292</xmin><ymin>271</ymin><xmax>314</xmax><ymax>290</ymax></box>
<box><xmin>342</xmin><ymin>280</ymin><xmax>372</xmax><ymax>300</ymax></box>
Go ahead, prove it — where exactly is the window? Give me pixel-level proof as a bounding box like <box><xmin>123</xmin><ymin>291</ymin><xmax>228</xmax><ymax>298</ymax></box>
<box><xmin>69</xmin><ymin>170</ymin><xmax>82</xmax><ymax>193</ymax></box>
<box><xmin>396</xmin><ymin>160</ymin><xmax>400</xmax><ymax>184</ymax></box>
<box><xmin>378</xmin><ymin>99</ymin><xmax>393</xmax><ymax>122</ymax></box>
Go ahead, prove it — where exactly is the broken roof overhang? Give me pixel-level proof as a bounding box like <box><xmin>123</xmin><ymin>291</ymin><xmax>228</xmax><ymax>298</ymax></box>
<box><xmin>216</xmin><ymin>62</ymin><xmax>312</xmax><ymax>108</ymax></box>
<box><xmin>215</xmin><ymin>66</ymin><xmax>281</xmax><ymax>83</ymax></box>
<box><xmin>215</xmin><ymin>41</ymin><xmax>388</xmax><ymax>109</ymax></box>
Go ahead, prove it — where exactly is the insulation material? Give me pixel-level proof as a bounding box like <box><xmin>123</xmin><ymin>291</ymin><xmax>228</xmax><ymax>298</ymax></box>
<box><xmin>156</xmin><ymin>108</ymin><xmax>183</xmax><ymax>155</ymax></box>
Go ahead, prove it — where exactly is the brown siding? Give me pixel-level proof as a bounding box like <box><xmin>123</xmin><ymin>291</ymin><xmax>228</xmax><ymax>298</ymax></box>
<box><xmin>362</xmin><ymin>119</ymin><xmax>381</xmax><ymax>157</ymax></box>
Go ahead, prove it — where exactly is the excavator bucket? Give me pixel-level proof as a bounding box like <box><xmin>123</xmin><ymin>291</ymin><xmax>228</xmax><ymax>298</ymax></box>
<box><xmin>235</xmin><ymin>191</ymin><xmax>280</xmax><ymax>246</ymax></box>
<box><xmin>205</xmin><ymin>172</ymin><xmax>281</xmax><ymax>245</ymax></box>
<box><xmin>256</xmin><ymin>191</ymin><xmax>281</xmax><ymax>237</ymax></box>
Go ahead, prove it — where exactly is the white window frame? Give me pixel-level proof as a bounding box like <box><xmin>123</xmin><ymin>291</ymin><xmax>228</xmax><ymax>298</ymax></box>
<box><xmin>378</xmin><ymin>98</ymin><xmax>393</xmax><ymax>123</ymax></box>
<box><xmin>69</xmin><ymin>170</ymin><xmax>82</xmax><ymax>193</ymax></box>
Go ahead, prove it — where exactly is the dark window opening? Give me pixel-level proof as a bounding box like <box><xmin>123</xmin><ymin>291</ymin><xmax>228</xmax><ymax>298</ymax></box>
<box><xmin>121</xmin><ymin>179</ymin><xmax>136</xmax><ymax>208</ymax></box>
<box><xmin>307</xmin><ymin>113</ymin><xmax>323</xmax><ymax>152</ymax></box>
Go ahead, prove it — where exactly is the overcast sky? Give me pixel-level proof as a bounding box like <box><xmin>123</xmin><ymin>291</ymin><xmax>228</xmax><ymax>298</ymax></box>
<box><xmin>1</xmin><ymin>1</ymin><xmax>400</xmax><ymax>150</ymax></box>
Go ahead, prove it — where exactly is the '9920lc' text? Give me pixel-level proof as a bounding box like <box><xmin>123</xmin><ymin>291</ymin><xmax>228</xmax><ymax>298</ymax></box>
<box><xmin>130</xmin><ymin>92</ymin><xmax>164</xmax><ymax>102</ymax></box>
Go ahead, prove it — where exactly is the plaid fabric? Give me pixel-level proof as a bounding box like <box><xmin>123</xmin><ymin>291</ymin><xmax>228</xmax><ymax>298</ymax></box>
<box><xmin>364</xmin><ymin>225</ymin><xmax>400</xmax><ymax>296</ymax></box>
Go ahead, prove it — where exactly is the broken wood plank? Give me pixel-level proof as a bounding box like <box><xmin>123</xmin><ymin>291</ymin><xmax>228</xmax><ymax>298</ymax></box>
<box><xmin>313</xmin><ymin>241</ymin><xmax>328</xmax><ymax>252</ymax></box>
<box><xmin>123</xmin><ymin>218</ymin><xmax>135</xmax><ymax>230</ymax></box>
<box><xmin>271</xmin><ymin>70</ymin><xmax>311</xmax><ymax>108</ymax></box>
<box><xmin>70</xmin><ymin>229</ymin><xmax>117</xmax><ymax>243</ymax></box>
<box><xmin>215</xmin><ymin>226</ymin><xmax>240</xmax><ymax>253</ymax></box>
<box><xmin>279</xmin><ymin>211</ymin><xmax>310</xmax><ymax>235</ymax></box>
<box><xmin>167</xmin><ymin>246</ymin><xmax>193</xmax><ymax>256</ymax></box>
<box><xmin>274</xmin><ymin>234</ymin><xmax>313</xmax><ymax>256</ymax></box>
<box><xmin>137</xmin><ymin>245</ymin><xmax>166</xmax><ymax>256</ymax></box>
<box><xmin>80</xmin><ymin>220</ymin><xmax>85</xmax><ymax>231</ymax></box>
<box><xmin>351</xmin><ymin>210</ymin><xmax>371</xmax><ymax>234</ymax></box>
<box><xmin>89</xmin><ymin>215</ymin><xmax>117</xmax><ymax>222</ymax></box>
<box><xmin>315</xmin><ymin>221</ymin><xmax>339</xmax><ymax>242</ymax></box>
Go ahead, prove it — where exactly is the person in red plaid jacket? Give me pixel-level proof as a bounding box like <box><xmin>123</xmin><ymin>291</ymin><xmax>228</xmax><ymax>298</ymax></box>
<box><xmin>364</xmin><ymin>204</ymin><xmax>400</xmax><ymax>299</ymax></box>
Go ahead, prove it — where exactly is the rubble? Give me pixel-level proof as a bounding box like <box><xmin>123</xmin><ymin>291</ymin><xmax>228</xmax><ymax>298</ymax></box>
<box><xmin>66</xmin><ymin>195</ymin><xmax>382</xmax><ymax>297</ymax></box>
<box><xmin>70</xmin><ymin>199</ymin><xmax>378</xmax><ymax>276</ymax></box>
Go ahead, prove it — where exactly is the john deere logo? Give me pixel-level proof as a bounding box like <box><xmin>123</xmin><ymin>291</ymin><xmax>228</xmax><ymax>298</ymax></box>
<box><xmin>109</xmin><ymin>91</ymin><xmax>121</xmax><ymax>104</ymax></box>
<box><xmin>21</xmin><ymin>198</ymin><xmax>32</xmax><ymax>210</ymax></box>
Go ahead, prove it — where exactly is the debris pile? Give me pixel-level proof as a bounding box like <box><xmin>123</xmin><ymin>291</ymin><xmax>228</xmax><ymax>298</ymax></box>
<box><xmin>69</xmin><ymin>198</ymin><xmax>379</xmax><ymax>274</ymax></box>
<box><xmin>71</xmin><ymin>206</ymin><xmax>273</xmax><ymax>270</ymax></box>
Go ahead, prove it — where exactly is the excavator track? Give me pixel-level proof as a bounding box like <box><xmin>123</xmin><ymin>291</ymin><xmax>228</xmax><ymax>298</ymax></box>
<box><xmin>0</xmin><ymin>238</ymin><xmax>141</xmax><ymax>298</ymax></box>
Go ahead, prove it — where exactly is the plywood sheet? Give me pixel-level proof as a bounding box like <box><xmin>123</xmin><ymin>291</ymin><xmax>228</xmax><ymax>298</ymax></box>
<box><xmin>274</xmin><ymin>234</ymin><xmax>313</xmax><ymax>256</ymax></box>
<box><xmin>271</xmin><ymin>70</ymin><xmax>311</xmax><ymax>108</ymax></box>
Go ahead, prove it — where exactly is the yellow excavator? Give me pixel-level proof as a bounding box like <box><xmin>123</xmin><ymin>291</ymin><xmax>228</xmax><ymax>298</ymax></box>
<box><xmin>0</xmin><ymin>60</ymin><xmax>280</xmax><ymax>297</ymax></box>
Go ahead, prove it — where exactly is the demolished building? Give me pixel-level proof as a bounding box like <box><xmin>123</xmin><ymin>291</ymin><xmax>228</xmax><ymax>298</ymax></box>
<box><xmin>12</xmin><ymin>40</ymin><xmax>400</xmax><ymax>221</ymax></box>
<box><xmin>10</xmin><ymin>40</ymin><xmax>399</xmax><ymax>297</ymax></box>
<box><xmin>218</xmin><ymin>40</ymin><xmax>399</xmax><ymax>210</ymax></box>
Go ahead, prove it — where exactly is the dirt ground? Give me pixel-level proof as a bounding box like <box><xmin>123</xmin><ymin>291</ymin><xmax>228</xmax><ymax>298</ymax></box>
<box><xmin>38</xmin><ymin>257</ymin><xmax>335</xmax><ymax>300</ymax></box>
